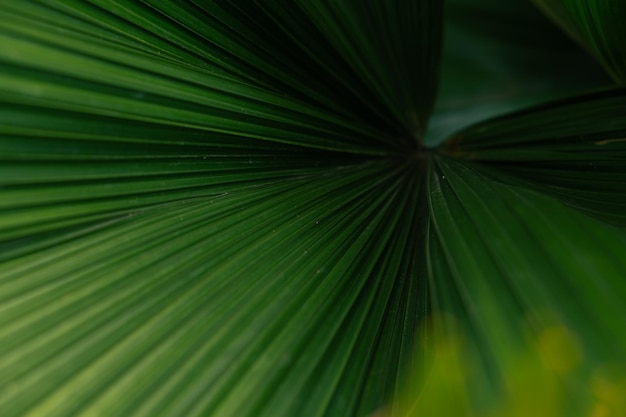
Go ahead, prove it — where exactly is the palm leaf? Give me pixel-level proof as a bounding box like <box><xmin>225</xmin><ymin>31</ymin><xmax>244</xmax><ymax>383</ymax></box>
<box><xmin>446</xmin><ymin>88</ymin><xmax>626</xmax><ymax>226</ymax></box>
<box><xmin>533</xmin><ymin>0</ymin><xmax>626</xmax><ymax>83</ymax></box>
<box><xmin>1</xmin><ymin>1</ymin><xmax>626</xmax><ymax>417</ymax></box>
<box><xmin>424</xmin><ymin>0</ymin><xmax>611</xmax><ymax>145</ymax></box>
<box><xmin>425</xmin><ymin>157</ymin><xmax>626</xmax><ymax>415</ymax></box>
<box><xmin>0</xmin><ymin>1</ymin><xmax>438</xmax><ymax>416</ymax></box>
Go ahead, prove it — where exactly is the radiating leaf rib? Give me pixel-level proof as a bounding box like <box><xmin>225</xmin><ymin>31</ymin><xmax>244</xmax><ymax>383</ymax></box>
<box><xmin>351</xmin><ymin>166</ymin><xmax>428</xmax><ymax>417</ymax></box>
<box><xmin>0</xmin><ymin>3</ymin><xmax>405</xmax><ymax>154</ymax></box>
<box><xmin>0</xmin><ymin>2</ymin><xmax>443</xmax><ymax>414</ymax></box>
<box><xmin>15</xmin><ymin>0</ymin><xmax>422</xmax><ymax>141</ymax></box>
<box><xmin>3</xmin><ymin>0</ymin><xmax>194</xmax><ymax>67</ymax></box>
<box><xmin>0</xmin><ymin>158</ymin><xmax>425</xmax><ymax>417</ymax></box>
<box><xmin>11</xmin><ymin>0</ymin><xmax>626</xmax><ymax>415</ymax></box>
<box><xmin>447</xmin><ymin>88</ymin><xmax>626</xmax><ymax>226</ymax></box>
<box><xmin>426</xmin><ymin>157</ymin><xmax>626</xmax><ymax>412</ymax></box>
<box><xmin>257</xmin><ymin>0</ymin><xmax>443</xmax><ymax>143</ymax></box>
<box><xmin>0</xmin><ymin>3</ymin><xmax>442</xmax><ymax>414</ymax></box>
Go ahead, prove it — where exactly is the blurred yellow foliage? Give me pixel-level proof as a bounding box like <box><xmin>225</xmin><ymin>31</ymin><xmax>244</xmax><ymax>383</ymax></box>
<box><xmin>377</xmin><ymin>316</ymin><xmax>626</xmax><ymax>417</ymax></box>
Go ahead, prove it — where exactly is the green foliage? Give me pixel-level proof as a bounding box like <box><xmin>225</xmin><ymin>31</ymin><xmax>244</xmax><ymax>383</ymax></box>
<box><xmin>425</xmin><ymin>0</ymin><xmax>611</xmax><ymax>145</ymax></box>
<box><xmin>534</xmin><ymin>0</ymin><xmax>626</xmax><ymax>82</ymax></box>
<box><xmin>0</xmin><ymin>1</ymin><xmax>625</xmax><ymax>416</ymax></box>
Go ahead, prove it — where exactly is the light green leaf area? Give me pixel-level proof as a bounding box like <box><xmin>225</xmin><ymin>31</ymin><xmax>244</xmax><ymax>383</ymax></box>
<box><xmin>426</xmin><ymin>157</ymin><xmax>626</xmax><ymax>414</ymax></box>
<box><xmin>534</xmin><ymin>0</ymin><xmax>626</xmax><ymax>83</ymax></box>
<box><xmin>0</xmin><ymin>157</ymin><xmax>425</xmax><ymax>417</ymax></box>
<box><xmin>424</xmin><ymin>0</ymin><xmax>611</xmax><ymax>146</ymax></box>
<box><xmin>449</xmin><ymin>89</ymin><xmax>626</xmax><ymax>226</ymax></box>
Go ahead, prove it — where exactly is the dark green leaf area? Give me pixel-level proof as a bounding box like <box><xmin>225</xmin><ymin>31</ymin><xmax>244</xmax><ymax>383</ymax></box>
<box><xmin>427</xmin><ymin>157</ymin><xmax>626</xmax><ymax>408</ymax></box>
<box><xmin>257</xmin><ymin>0</ymin><xmax>443</xmax><ymax>142</ymax></box>
<box><xmin>425</xmin><ymin>0</ymin><xmax>611</xmax><ymax>146</ymax></box>
<box><xmin>534</xmin><ymin>0</ymin><xmax>626</xmax><ymax>83</ymax></box>
<box><xmin>449</xmin><ymin>89</ymin><xmax>626</xmax><ymax>226</ymax></box>
<box><xmin>0</xmin><ymin>0</ymin><xmax>376</xmax><ymax>124</ymax></box>
<box><xmin>0</xmin><ymin>102</ymin><xmax>379</xmax><ymax>244</ymax></box>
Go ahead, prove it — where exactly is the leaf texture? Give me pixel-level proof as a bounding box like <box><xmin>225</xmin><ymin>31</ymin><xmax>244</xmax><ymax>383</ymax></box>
<box><xmin>0</xmin><ymin>158</ymin><xmax>427</xmax><ymax>417</ymax></box>
<box><xmin>447</xmin><ymin>88</ymin><xmax>626</xmax><ymax>226</ymax></box>
<box><xmin>2</xmin><ymin>0</ymin><xmax>626</xmax><ymax>416</ymax></box>
<box><xmin>426</xmin><ymin>157</ymin><xmax>626</xmax><ymax>412</ymax></box>
<box><xmin>424</xmin><ymin>0</ymin><xmax>610</xmax><ymax>146</ymax></box>
<box><xmin>534</xmin><ymin>0</ymin><xmax>626</xmax><ymax>83</ymax></box>
<box><xmin>0</xmin><ymin>1</ymin><xmax>442</xmax><ymax>416</ymax></box>
<box><xmin>257</xmin><ymin>0</ymin><xmax>443</xmax><ymax>142</ymax></box>
<box><xmin>0</xmin><ymin>0</ymin><xmax>409</xmax><ymax>155</ymax></box>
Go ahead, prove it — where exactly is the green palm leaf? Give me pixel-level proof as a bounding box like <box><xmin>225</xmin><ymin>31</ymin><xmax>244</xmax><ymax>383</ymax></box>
<box><xmin>424</xmin><ymin>0</ymin><xmax>611</xmax><ymax>145</ymax></box>
<box><xmin>425</xmin><ymin>158</ymin><xmax>626</xmax><ymax>415</ymax></box>
<box><xmin>534</xmin><ymin>0</ymin><xmax>626</xmax><ymax>82</ymax></box>
<box><xmin>1</xmin><ymin>1</ymin><xmax>625</xmax><ymax>417</ymax></box>
<box><xmin>447</xmin><ymin>88</ymin><xmax>626</xmax><ymax>226</ymax></box>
